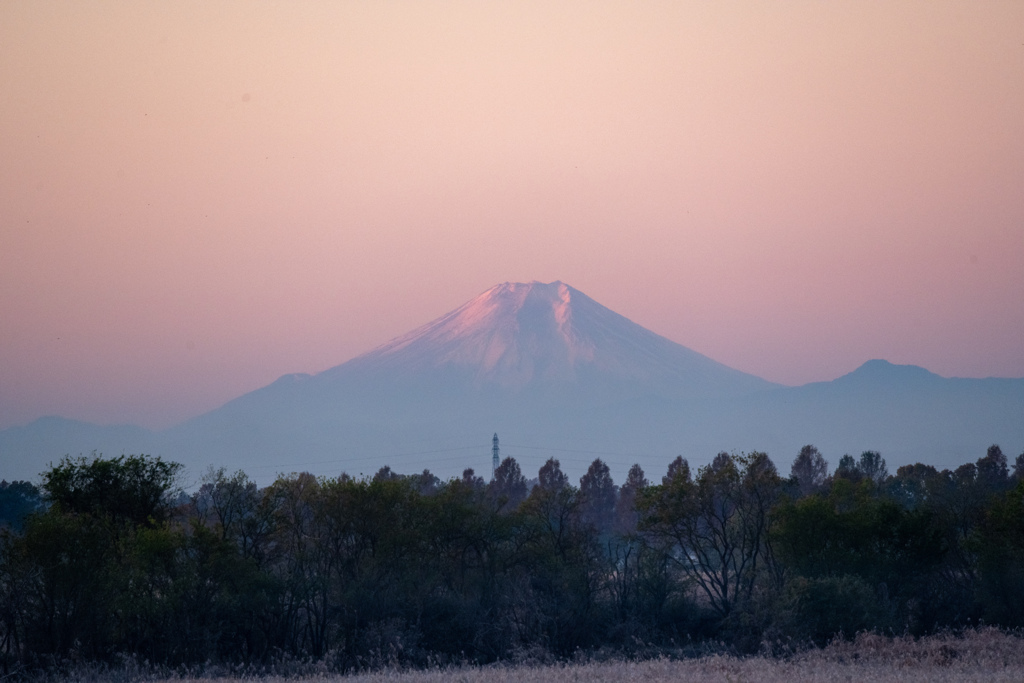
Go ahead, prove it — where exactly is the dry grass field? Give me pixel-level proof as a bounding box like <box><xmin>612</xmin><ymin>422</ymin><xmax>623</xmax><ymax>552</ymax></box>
<box><xmin>135</xmin><ymin>628</ymin><xmax>1024</xmax><ymax>683</ymax></box>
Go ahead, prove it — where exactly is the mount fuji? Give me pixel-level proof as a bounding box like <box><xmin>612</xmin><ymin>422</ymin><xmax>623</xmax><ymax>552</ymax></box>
<box><xmin>3</xmin><ymin>281</ymin><xmax>1023</xmax><ymax>483</ymax></box>
<box><xmin>318</xmin><ymin>280</ymin><xmax>774</xmax><ymax>398</ymax></box>
<box><xmin>159</xmin><ymin>281</ymin><xmax>779</xmax><ymax>478</ymax></box>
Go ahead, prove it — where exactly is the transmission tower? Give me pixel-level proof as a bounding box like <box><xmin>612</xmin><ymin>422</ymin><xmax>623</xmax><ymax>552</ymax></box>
<box><xmin>492</xmin><ymin>433</ymin><xmax>500</xmax><ymax>480</ymax></box>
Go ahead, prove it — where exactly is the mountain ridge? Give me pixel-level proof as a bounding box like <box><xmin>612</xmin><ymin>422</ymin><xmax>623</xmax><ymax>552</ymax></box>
<box><xmin>2</xmin><ymin>282</ymin><xmax>1022</xmax><ymax>483</ymax></box>
<box><xmin>322</xmin><ymin>280</ymin><xmax>776</xmax><ymax>401</ymax></box>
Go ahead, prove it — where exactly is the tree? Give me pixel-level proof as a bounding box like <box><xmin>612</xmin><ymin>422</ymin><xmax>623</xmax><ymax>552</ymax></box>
<box><xmin>267</xmin><ymin>472</ymin><xmax>335</xmax><ymax>656</ymax></box>
<box><xmin>578</xmin><ymin>459</ymin><xmax>617</xmax><ymax>536</ymax></box>
<box><xmin>409</xmin><ymin>469</ymin><xmax>441</xmax><ymax>496</ymax></box>
<box><xmin>487</xmin><ymin>457</ymin><xmax>527</xmax><ymax>512</ymax></box>
<box><xmin>460</xmin><ymin>468</ymin><xmax>485</xmax><ymax>491</ymax></box>
<box><xmin>790</xmin><ymin>445</ymin><xmax>828</xmax><ymax>497</ymax></box>
<box><xmin>10</xmin><ymin>509</ymin><xmax>115</xmax><ymax>658</ymax></box>
<box><xmin>537</xmin><ymin>458</ymin><xmax>569</xmax><ymax>493</ymax></box>
<box><xmin>640</xmin><ymin>452</ymin><xmax>783</xmax><ymax>618</ymax></box>
<box><xmin>614</xmin><ymin>464</ymin><xmax>648</xmax><ymax>536</ymax></box>
<box><xmin>1013</xmin><ymin>451</ymin><xmax>1024</xmax><ymax>482</ymax></box>
<box><xmin>373</xmin><ymin>465</ymin><xmax>401</xmax><ymax>482</ymax></box>
<box><xmin>0</xmin><ymin>481</ymin><xmax>43</xmax><ymax>531</ymax></box>
<box><xmin>524</xmin><ymin>459</ymin><xmax>578</xmax><ymax>553</ymax></box>
<box><xmin>192</xmin><ymin>468</ymin><xmax>272</xmax><ymax>563</ymax></box>
<box><xmin>834</xmin><ymin>454</ymin><xmax>861</xmax><ymax>483</ymax></box>
<box><xmin>663</xmin><ymin>455</ymin><xmax>691</xmax><ymax>485</ymax></box>
<box><xmin>519</xmin><ymin>459</ymin><xmax>603</xmax><ymax>654</ymax></box>
<box><xmin>889</xmin><ymin>463</ymin><xmax>942</xmax><ymax>509</ymax></box>
<box><xmin>976</xmin><ymin>445</ymin><xmax>1010</xmax><ymax>494</ymax></box>
<box><xmin>42</xmin><ymin>454</ymin><xmax>182</xmax><ymax>527</ymax></box>
<box><xmin>4</xmin><ymin>454</ymin><xmax>185</xmax><ymax>662</ymax></box>
<box><xmin>973</xmin><ymin>479</ymin><xmax>1024</xmax><ymax>626</ymax></box>
<box><xmin>858</xmin><ymin>451</ymin><xmax>888</xmax><ymax>486</ymax></box>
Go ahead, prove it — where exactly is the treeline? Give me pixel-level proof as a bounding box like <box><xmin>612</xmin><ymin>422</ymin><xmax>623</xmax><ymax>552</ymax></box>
<box><xmin>2</xmin><ymin>445</ymin><xmax>1024</xmax><ymax>673</ymax></box>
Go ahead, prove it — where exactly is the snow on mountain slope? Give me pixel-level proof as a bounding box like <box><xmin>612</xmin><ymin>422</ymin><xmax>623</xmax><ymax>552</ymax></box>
<box><xmin>325</xmin><ymin>281</ymin><xmax>775</xmax><ymax>398</ymax></box>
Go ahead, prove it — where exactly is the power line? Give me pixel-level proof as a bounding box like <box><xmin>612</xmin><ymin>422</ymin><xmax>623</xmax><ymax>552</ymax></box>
<box><xmin>504</xmin><ymin>442</ymin><xmax>647</xmax><ymax>457</ymax></box>
<box><xmin>237</xmin><ymin>444</ymin><xmax>486</xmax><ymax>471</ymax></box>
<box><xmin>187</xmin><ymin>440</ymin><xmax>671</xmax><ymax>481</ymax></box>
<box><xmin>504</xmin><ymin>442</ymin><xmax>648</xmax><ymax>462</ymax></box>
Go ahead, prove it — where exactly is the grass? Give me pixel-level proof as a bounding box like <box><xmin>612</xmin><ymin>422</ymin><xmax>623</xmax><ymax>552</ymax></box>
<box><xmin>302</xmin><ymin>628</ymin><xmax>1024</xmax><ymax>682</ymax></box>
<box><xmin>28</xmin><ymin>628</ymin><xmax>1024</xmax><ymax>683</ymax></box>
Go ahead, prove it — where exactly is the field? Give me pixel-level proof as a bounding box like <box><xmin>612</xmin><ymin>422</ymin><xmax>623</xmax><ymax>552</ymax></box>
<box><xmin>108</xmin><ymin>629</ymin><xmax>1023</xmax><ymax>683</ymax></box>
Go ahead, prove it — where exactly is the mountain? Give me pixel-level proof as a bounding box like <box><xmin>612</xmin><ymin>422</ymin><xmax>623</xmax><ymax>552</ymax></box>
<box><xmin>0</xmin><ymin>417</ymin><xmax>157</xmax><ymax>483</ymax></box>
<box><xmin>331</xmin><ymin>281</ymin><xmax>773</xmax><ymax>398</ymax></box>
<box><xmin>161</xmin><ymin>281</ymin><xmax>778</xmax><ymax>478</ymax></box>
<box><xmin>723</xmin><ymin>359</ymin><xmax>1024</xmax><ymax>470</ymax></box>
<box><xmin>2</xmin><ymin>281</ymin><xmax>1023</xmax><ymax>483</ymax></box>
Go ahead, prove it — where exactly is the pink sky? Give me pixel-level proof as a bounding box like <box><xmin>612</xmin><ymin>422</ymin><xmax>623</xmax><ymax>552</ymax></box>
<box><xmin>2</xmin><ymin>1</ymin><xmax>1023</xmax><ymax>430</ymax></box>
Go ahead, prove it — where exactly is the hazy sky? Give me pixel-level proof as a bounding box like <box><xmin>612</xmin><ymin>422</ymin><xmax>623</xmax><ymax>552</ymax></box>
<box><xmin>2</xmin><ymin>1</ymin><xmax>1023</xmax><ymax>431</ymax></box>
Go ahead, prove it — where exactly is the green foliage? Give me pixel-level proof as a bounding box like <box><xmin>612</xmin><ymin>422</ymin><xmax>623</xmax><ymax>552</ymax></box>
<box><xmin>773</xmin><ymin>476</ymin><xmax>948</xmax><ymax>634</ymax></box>
<box><xmin>42</xmin><ymin>454</ymin><xmax>182</xmax><ymax>527</ymax></box>
<box><xmin>0</xmin><ymin>481</ymin><xmax>43</xmax><ymax>531</ymax></box>
<box><xmin>639</xmin><ymin>451</ymin><xmax>783</xmax><ymax>622</ymax></box>
<box><xmin>1</xmin><ymin>445</ymin><xmax>1022</xmax><ymax>673</ymax></box>
<box><xmin>775</xmin><ymin>575</ymin><xmax>885</xmax><ymax>646</ymax></box>
<box><xmin>973</xmin><ymin>480</ymin><xmax>1024</xmax><ymax>626</ymax></box>
<box><xmin>1</xmin><ymin>454</ymin><xmax>186</xmax><ymax>665</ymax></box>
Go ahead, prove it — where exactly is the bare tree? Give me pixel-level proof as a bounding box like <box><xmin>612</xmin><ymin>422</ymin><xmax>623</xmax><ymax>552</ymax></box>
<box><xmin>1013</xmin><ymin>451</ymin><xmax>1024</xmax><ymax>482</ymax></box>
<box><xmin>640</xmin><ymin>452</ymin><xmax>783</xmax><ymax>617</ymax></box>
<box><xmin>579</xmin><ymin>459</ymin><xmax>617</xmax><ymax>535</ymax></box>
<box><xmin>858</xmin><ymin>451</ymin><xmax>889</xmax><ymax>486</ymax></box>
<box><xmin>663</xmin><ymin>455</ymin><xmax>691</xmax><ymax>485</ymax></box>
<box><xmin>487</xmin><ymin>457</ymin><xmax>528</xmax><ymax>512</ymax></box>
<box><xmin>615</xmin><ymin>464</ymin><xmax>648</xmax><ymax>536</ymax></box>
<box><xmin>790</xmin><ymin>445</ymin><xmax>828</xmax><ymax>497</ymax></box>
<box><xmin>537</xmin><ymin>457</ymin><xmax>569</xmax><ymax>493</ymax></box>
<box><xmin>523</xmin><ymin>458</ymin><xmax>579</xmax><ymax>557</ymax></box>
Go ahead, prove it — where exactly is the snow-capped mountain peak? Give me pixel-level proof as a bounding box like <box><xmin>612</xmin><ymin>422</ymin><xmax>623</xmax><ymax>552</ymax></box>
<box><xmin>337</xmin><ymin>281</ymin><xmax>772</xmax><ymax>396</ymax></box>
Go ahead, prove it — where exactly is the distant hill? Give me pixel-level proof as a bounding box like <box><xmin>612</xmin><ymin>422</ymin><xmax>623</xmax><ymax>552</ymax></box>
<box><xmin>2</xmin><ymin>282</ymin><xmax>1022</xmax><ymax>483</ymax></box>
<box><xmin>0</xmin><ymin>417</ymin><xmax>157</xmax><ymax>483</ymax></box>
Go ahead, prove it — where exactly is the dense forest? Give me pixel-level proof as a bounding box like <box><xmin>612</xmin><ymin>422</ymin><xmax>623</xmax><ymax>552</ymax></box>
<box><xmin>2</xmin><ymin>444</ymin><xmax>1024</xmax><ymax>675</ymax></box>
